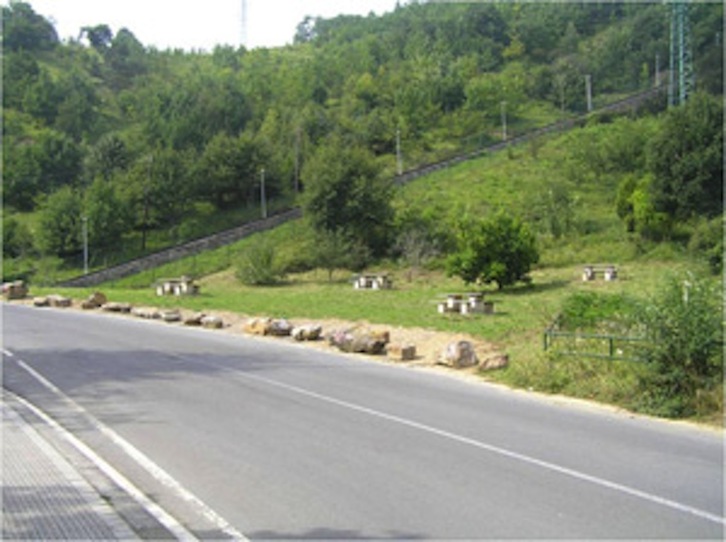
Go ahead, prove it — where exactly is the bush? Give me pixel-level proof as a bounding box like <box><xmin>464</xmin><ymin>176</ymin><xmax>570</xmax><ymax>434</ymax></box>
<box><xmin>235</xmin><ymin>240</ymin><xmax>283</xmax><ymax>286</ymax></box>
<box><xmin>634</xmin><ymin>272</ymin><xmax>723</xmax><ymax>417</ymax></box>
<box><xmin>559</xmin><ymin>291</ymin><xmax>640</xmax><ymax>332</ymax></box>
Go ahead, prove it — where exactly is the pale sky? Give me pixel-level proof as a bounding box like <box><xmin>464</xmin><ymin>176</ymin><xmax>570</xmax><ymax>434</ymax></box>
<box><xmin>19</xmin><ymin>0</ymin><xmax>403</xmax><ymax>51</ymax></box>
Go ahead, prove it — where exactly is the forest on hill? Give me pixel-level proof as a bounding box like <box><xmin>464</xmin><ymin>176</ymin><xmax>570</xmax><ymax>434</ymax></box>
<box><xmin>2</xmin><ymin>0</ymin><xmax>723</xmax><ymax>283</ymax></box>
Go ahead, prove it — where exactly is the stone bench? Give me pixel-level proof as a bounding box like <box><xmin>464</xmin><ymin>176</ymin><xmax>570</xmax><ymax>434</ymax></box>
<box><xmin>438</xmin><ymin>293</ymin><xmax>494</xmax><ymax>315</ymax></box>
<box><xmin>353</xmin><ymin>274</ymin><xmax>392</xmax><ymax>290</ymax></box>
<box><xmin>155</xmin><ymin>276</ymin><xmax>199</xmax><ymax>296</ymax></box>
<box><xmin>582</xmin><ymin>265</ymin><xmax>618</xmax><ymax>282</ymax></box>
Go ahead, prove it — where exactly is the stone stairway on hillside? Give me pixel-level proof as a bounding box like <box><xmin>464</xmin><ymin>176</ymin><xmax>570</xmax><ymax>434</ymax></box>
<box><xmin>61</xmin><ymin>85</ymin><xmax>666</xmax><ymax>288</ymax></box>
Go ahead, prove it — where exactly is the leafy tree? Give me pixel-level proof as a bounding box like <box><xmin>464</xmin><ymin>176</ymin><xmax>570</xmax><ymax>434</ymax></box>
<box><xmin>84</xmin><ymin>178</ymin><xmax>130</xmax><ymax>250</ymax></box>
<box><xmin>300</xmin><ymin>138</ymin><xmax>393</xmax><ymax>257</ymax></box>
<box><xmin>311</xmin><ymin>229</ymin><xmax>370</xmax><ymax>281</ymax></box>
<box><xmin>2</xmin><ymin>50</ymin><xmax>40</xmax><ymax>109</ymax></box>
<box><xmin>196</xmin><ymin>132</ymin><xmax>261</xmax><ymax>209</ymax></box>
<box><xmin>447</xmin><ymin>212</ymin><xmax>539</xmax><ymax>290</ymax></box>
<box><xmin>85</xmin><ymin>133</ymin><xmax>130</xmax><ymax>182</ymax></box>
<box><xmin>647</xmin><ymin>92</ymin><xmax>723</xmax><ymax>221</ymax></box>
<box><xmin>2</xmin><ymin>216</ymin><xmax>34</xmax><ymax>259</ymax></box>
<box><xmin>1</xmin><ymin>1</ymin><xmax>58</xmax><ymax>52</ymax></box>
<box><xmin>3</xmin><ymin>128</ymin><xmax>83</xmax><ymax>211</ymax></box>
<box><xmin>36</xmin><ymin>187</ymin><xmax>83</xmax><ymax>256</ymax></box>
<box><xmin>81</xmin><ymin>24</ymin><xmax>113</xmax><ymax>51</ymax></box>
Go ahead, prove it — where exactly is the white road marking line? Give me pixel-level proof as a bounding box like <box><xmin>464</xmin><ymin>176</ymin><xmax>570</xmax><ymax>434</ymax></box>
<box><xmin>240</xmin><ymin>371</ymin><xmax>726</xmax><ymax>527</ymax></box>
<box><xmin>11</xmin><ymin>354</ymin><xmax>248</xmax><ymax>542</ymax></box>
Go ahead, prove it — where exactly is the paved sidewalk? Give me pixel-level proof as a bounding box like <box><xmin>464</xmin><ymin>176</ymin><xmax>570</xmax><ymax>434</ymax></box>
<box><xmin>2</xmin><ymin>399</ymin><xmax>140</xmax><ymax>540</ymax></box>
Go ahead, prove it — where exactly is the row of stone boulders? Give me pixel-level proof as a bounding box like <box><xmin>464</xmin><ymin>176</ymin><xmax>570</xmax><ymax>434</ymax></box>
<box><xmin>12</xmin><ymin>285</ymin><xmax>507</xmax><ymax>372</ymax></box>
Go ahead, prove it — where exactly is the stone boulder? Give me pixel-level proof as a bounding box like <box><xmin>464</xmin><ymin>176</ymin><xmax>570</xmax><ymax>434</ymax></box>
<box><xmin>132</xmin><ymin>307</ymin><xmax>161</xmax><ymax>319</ymax></box>
<box><xmin>48</xmin><ymin>295</ymin><xmax>72</xmax><ymax>308</ymax></box>
<box><xmin>268</xmin><ymin>319</ymin><xmax>293</xmax><ymax>337</ymax></box>
<box><xmin>479</xmin><ymin>353</ymin><xmax>509</xmax><ymax>371</ymax></box>
<box><xmin>440</xmin><ymin>341</ymin><xmax>479</xmax><ymax>369</ymax></box>
<box><xmin>102</xmin><ymin>302</ymin><xmax>132</xmax><ymax>313</ymax></box>
<box><xmin>291</xmin><ymin>324</ymin><xmax>323</xmax><ymax>342</ymax></box>
<box><xmin>83</xmin><ymin>292</ymin><xmax>107</xmax><ymax>309</ymax></box>
<box><xmin>183</xmin><ymin>313</ymin><xmax>206</xmax><ymax>326</ymax></box>
<box><xmin>201</xmin><ymin>315</ymin><xmax>224</xmax><ymax>329</ymax></box>
<box><xmin>160</xmin><ymin>310</ymin><xmax>182</xmax><ymax>323</ymax></box>
<box><xmin>329</xmin><ymin>327</ymin><xmax>390</xmax><ymax>355</ymax></box>
<box><xmin>3</xmin><ymin>281</ymin><xmax>28</xmax><ymax>300</ymax></box>
<box><xmin>33</xmin><ymin>296</ymin><xmax>50</xmax><ymax>307</ymax></box>
<box><xmin>243</xmin><ymin>317</ymin><xmax>273</xmax><ymax>336</ymax></box>
<box><xmin>387</xmin><ymin>343</ymin><xmax>417</xmax><ymax>362</ymax></box>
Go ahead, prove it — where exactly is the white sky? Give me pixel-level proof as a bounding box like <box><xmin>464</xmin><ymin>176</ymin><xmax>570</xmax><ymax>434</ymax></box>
<box><xmin>19</xmin><ymin>0</ymin><xmax>403</xmax><ymax>51</ymax></box>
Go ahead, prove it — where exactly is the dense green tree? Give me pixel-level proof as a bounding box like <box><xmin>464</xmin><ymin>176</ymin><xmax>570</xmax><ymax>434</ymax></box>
<box><xmin>447</xmin><ymin>212</ymin><xmax>539</xmax><ymax>290</ymax></box>
<box><xmin>196</xmin><ymin>133</ymin><xmax>262</xmax><ymax>209</ymax></box>
<box><xmin>85</xmin><ymin>133</ymin><xmax>130</xmax><ymax>182</ymax></box>
<box><xmin>300</xmin><ymin>138</ymin><xmax>393</xmax><ymax>257</ymax></box>
<box><xmin>3</xmin><ymin>128</ymin><xmax>82</xmax><ymax>210</ymax></box>
<box><xmin>84</xmin><ymin>177</ymin><xmax>130</xmax><ymax>250</ymax></box>
<box><xmin>81</xmin><ymin>24</ymin><xmax>113</xmax><ymax>51</ymax></box>
<box><xmin>2</xmin><ymin>50</ymin><xmax>40</xmax><ymax>109</ymax></box>
<box><xmin>36</xmin><ymin>186</ymin><xmax>83</xmax><ymax>256</ymax></box>
<box><xmin>1</xmin><ymin>1</ymin><xmax>58</xmax><ymax>52</ymax></box>
<box><xmin>647</xmin><ymin>92</ymin><xmax>723</xmax><ymax>221</ymax></box>
<box><xmin>2</xmin><ymin>216</ymin><xmax>34</xmax><ymax>259</ymax></box>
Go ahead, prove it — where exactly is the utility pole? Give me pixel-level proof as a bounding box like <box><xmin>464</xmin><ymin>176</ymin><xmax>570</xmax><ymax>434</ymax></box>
<box><xmin>260</xmin><ymin>168</ymin><xmax>267</xmax><ymax>219</ymax></box>
<box><xmin>655</xmin><ymin>52</ymin><xmax>660</xmax><ymax>88</ymax></box>
<box><xmin>500</xmin><ymin>101</ymin><xmax>507</xmax><ymax>142</ymax></box>
<box><xmin>82</xmin><ymin>216</ymin><xmax>89</xmax><ymax>275</ymax></box>
<box><xmin>396</xmin><ymin>128</ymin><xmax>403</xmax><ymax>175</ymax></box>
<box><xmin>294</xmin><ymin>127</ymin><xmax>301</xmax><ymax>193</ymax></box>
<box><xmin>585</xmin><ymin>74</ymin><xmax>593</xmax><ymax>112</ymax></box>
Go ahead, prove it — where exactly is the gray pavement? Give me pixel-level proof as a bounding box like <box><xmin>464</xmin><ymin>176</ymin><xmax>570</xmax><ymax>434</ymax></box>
<box><xmin>2</xmin><ymin>396</ymin><xmax>140</xmax><ymax>541</ymax></box>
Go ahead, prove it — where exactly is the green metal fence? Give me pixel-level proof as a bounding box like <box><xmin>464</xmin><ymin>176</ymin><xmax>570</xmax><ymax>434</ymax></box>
<box><xmin>543</xmin><ymin>316</ymin><xmax>647</xmax><ymax>362</ymax></box>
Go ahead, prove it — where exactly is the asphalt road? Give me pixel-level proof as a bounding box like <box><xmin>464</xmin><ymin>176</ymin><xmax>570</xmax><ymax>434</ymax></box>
<box><xmin>3</xmin><ymin>303</ymin><xmax>724</xmax><ymax>540</ymax></box>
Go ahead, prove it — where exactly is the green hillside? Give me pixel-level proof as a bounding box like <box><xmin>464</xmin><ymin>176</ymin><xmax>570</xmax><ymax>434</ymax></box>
<box><xmin>4</xmin><ymin>1</ymin><xmax>723</xmax><ymax>422</ymax></box>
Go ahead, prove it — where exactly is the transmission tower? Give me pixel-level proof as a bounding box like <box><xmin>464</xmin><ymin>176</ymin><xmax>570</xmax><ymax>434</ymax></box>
<box><xmin>240</xmin><ymin>0</ymin><xmax>248</xmax><ymax>48</ymax></box>
<box><xmin>668</xmin><ymin>0</ymin><xmax>694</xmax><ymax>106</ymax></box>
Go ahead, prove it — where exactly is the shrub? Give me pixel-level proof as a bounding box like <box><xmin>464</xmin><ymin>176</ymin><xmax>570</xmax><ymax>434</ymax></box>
<box><xmin>634</xmin><ymin>272</ymin><xmax>723</xmax><ymax>417</ymax></box>
<box><xmin>235</xmin><ymin>240</ymin><xmax>283</xmax><ymax>286</ymax></box>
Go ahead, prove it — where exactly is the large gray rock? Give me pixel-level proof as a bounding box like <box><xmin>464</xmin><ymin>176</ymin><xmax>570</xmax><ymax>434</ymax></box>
<box><xmin>48</xmin><ymin>295</ymin><xmax>72</xmax><ymax>308</ymax></box>
<box><xmin>132</xmin><ymin>307</ymin><xmax>161</xmax><ymax>319</ymax></box>
<box><xmin>3</xmin><ymin>281</ymin><xmax>28</xmax><ymax>300</ymax></box>
<box><xmin>329</xmin><ymin>328</ymin><xmax>390</xmax><ymax>355</ymax></box>
<box><xmin>479</xmin><ymin>353</ymin><xmax>509</xmax><ymax>371</ymax></box>
<box><xmin>160</xmin><ymin>310</ymin><xmax>182</xmax><ymax>323</ymax></box>
<box><xmin>441</xmin><ymin>341</ymin><xmax>479</xmax><ymax>369</ymax></box>
<box><xmin>291</xmin><ymin>324</ymin><xmax>323</xmax><ymax>342</ymax></box>
<box><xmin>201</xmin><ymin>315</ymin><xmax>224</xmax><ymax>329</ymax></box>
<box><xmin>102</xmin><ymin>302</ymin><xmax>132</xmax><ymax>313</ymax></box>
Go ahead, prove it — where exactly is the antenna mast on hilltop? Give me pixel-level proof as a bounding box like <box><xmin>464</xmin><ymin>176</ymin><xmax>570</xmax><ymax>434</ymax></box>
<box><xmin>668</xmin><ymin>0</ymin><xmax>694</xmax><ymax>106</ymax></box>
<box><xmin>241</xmin><ymin>0</ymin><xmax>248</xmax><ymax>48</ymax></box>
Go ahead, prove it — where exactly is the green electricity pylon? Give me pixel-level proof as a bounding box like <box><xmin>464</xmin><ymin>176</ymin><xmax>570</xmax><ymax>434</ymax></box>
<box><xmin>668</xmin><ymin>0</ymin><xmax>694</xmax><ymax>106</ymax></box>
